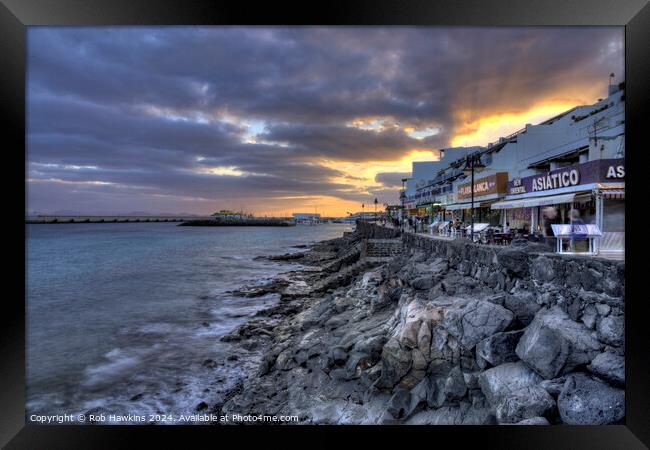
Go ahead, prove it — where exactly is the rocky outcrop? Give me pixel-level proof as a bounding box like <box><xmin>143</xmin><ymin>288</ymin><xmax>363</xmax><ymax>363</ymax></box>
<box><xmin>213</xmin><ymin>223</ymin><xmax>624</xmax><ymax>425</ymax></box>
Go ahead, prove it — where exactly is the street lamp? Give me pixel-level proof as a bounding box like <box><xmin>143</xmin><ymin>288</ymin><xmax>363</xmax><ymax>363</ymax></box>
<box><xmin>374</xmin><ymin>198</ymin><xmax>378</xmax><ymax>222</ymax></box>
<box><xmin>463</xmin><ymin>153</ymin><xmax>486</xmax><ymax>242</ymax></box>
<box><xmin>400</xmin><ymin>178</ymin><xmax>408</xmax><ymax>231</ymax></box>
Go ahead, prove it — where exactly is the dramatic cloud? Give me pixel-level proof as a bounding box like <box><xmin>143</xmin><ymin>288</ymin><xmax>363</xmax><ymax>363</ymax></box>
<box><xmin>26</xmin><ymin>26</ymin><xmax>624</xmax><ymax>216</ymax></box>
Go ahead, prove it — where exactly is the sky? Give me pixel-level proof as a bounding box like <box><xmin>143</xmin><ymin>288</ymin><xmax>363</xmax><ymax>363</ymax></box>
<box><xmin>26</xmin><ymin>27</ymin><xmax>624</xmax><ymax>217</ymax></box>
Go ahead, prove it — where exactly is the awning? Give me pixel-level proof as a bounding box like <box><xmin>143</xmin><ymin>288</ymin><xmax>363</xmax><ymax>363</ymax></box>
<box><xmin>491</xmin><ymin>193</ymin><xmax>576</xmax><ymax>210</ymax></box>
<box><xmin>601</xmin><ymin>189</ymin><xmax>625</xmax><ymax>199</ymax></box>
<box><xmin>443</xmin><ymin>202</ymin><xmax>473</xmax><ymax>211</ymax></box>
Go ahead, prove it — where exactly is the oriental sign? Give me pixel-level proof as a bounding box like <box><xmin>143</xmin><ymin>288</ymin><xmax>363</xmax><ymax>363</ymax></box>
<box><xmin>507</xmin><ymin>158</ymin><xmax>625</xmax><ymax>195</ymax></box>
<box><xmin>457</xmin><ymin>172</ymin><xmax>508</xmax><ymax>200</ymax></box>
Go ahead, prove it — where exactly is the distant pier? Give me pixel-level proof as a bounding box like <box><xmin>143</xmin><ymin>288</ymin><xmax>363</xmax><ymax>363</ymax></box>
<box><xmin>26</xmin><ymin>215</ymin><xmax>211</xmax><ymax>224</ymax></box>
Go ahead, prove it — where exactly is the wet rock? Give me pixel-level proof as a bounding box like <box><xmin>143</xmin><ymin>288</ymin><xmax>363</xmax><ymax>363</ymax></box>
<box><xmin>596</xmin><ymin>314</ymin><xmax>624</xmax><ymax>347</ymax></box>
<box><xmin>130</xmin><ymin>393</ymin><xmax>144</xmax><ymax>401</ymax></box>
<box><xmin>515</xmin><ymin>307</ymin><xmax>602</xmax><ymax>379</ymax></box>
<box><xmin>558</xmin><ymin>373</ymin><xmax>625</xmax><ymax>424</ymax></box>
<box><xmin>587</xmin><ymin>352</ymin><xmax>625</xmax><ymax>386</ymax></box>
<box><xmin>476</xmin><ymin>330</ymin><xmax>523</xmax><ymax>368</ymax></box>
<box><xmin>443</xmin><ymin>299</ymin><xmax>514</xmax><ymax>349</ymax></box>
<box><xmin>495</xmin><ymin>385</ymin><xmax>555</xmax><ymax>424</ymax></box>
<box><xmin>478</xmin><ymin>362</ymin><xmax>544</xmax><ymax>406</ymax></box>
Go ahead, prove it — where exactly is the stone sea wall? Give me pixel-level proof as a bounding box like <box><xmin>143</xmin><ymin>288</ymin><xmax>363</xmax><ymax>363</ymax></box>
<box><xmin>220</xmin><ymin>222</ymin><xmax>625</xmax><ymax>424</ymax></box>
<box><xmin>351</xmin><ymin>222</ymin><xmax>625</xmax><ymax>424</ymax></box>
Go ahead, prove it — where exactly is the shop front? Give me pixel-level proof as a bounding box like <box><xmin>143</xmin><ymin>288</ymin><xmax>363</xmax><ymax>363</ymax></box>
<box><xmin>446</xmin><ymin>173</ymin><xmax>509</xmax><ymax>226</ymax></box>
<box><xmin>491</xmin><ymin>158</ymin><xmax>624</xmax><ymax>254</ymax></box>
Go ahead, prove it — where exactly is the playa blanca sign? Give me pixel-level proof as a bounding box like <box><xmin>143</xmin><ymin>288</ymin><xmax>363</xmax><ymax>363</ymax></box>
<box><xmin>457</xmin><ymin>172</ymin><xmax>508</xmax><ymax>200</ymax></box>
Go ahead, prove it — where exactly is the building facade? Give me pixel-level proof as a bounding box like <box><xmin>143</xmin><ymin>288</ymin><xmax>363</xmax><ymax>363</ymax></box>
<box><xmin>400</xmin><ymin>81</ymin><xmax>625</xmax><ymax>256</ymax></box>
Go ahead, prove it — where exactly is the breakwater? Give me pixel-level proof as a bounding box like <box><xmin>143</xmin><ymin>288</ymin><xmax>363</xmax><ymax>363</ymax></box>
<box><xmin>26</xmin><ymin>215</ymin><xmax>210</xmax><ymax>224</ymax></box>
<box><xmin>178</xmin><ymin>218</ymin><xmax>295</xmax><ymax>227</ymax></box>
<box><xmin>212</xmin><ymin>221</ymin><xmax>624</xmax><ymax>424</ymax></box>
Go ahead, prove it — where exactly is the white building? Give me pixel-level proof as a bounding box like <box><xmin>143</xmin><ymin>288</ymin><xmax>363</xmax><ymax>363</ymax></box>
<box><xmin>292</xmin><ymin>213</ymin><xmax>321</xmax><ymax>224</ymax></box>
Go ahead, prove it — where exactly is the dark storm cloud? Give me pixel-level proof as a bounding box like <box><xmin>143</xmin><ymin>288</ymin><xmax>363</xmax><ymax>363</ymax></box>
<box><xmin>375</xmin><ymin>172</ymin><xmax>412</xmax><ymax>188</ymax></box>
<box><xmin>26</xmin><ymin>26</ymin><xmax>624</xmax><ymax>214</ymax></box>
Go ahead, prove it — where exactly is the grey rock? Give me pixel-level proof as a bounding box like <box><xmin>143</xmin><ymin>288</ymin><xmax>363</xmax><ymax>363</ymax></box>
<box><xmin>409</xmin><ymin>376</ymin><xmax>436</xmax><ymax>413</ymax></box>
<box><xmin>386</xmin><ymin>388</ymin><xmax>411</xmax><ymax>419</ymax></box>
<box><xmin>580</xmin><ymin>304</ymin><xmax>598</xmax><ymax>329</ymax></box>
<box><xmin>495</xmin><ymin>385</ymin><xmax>556</xmax><ymax>424</ymax></box>
<box><xmin>330</xmin><ymin>347</ymin><xmax>348</xmax><ymax>366</ymax></box>
<box><xmin>444</xmin><ymin>366</ymin><xmax>468</xmax><ymax>401</ymax></box>
<box><xmin>515</xmin><ymin>307</ymin><xmax>602</xmax><ymax>379</ymax></box>
<box><xmin>325</xmin><ymin>315</ymin><xmax>348</xmax><ymax>330</ymax></box>
<box><xmin>595</xmin><ymin>303</ymin><xmax>611</xmax><ymax>316</ymax></box>
<box><xmin>411</xmin><ymin>275</ymin><xmax>434</xmax><ymax>290</ymax></box>
<box><xmin>476</xmin><ymin>330</ymin><xmax>524</xmax><ymax>367</ymax></box>
<box><xmin>558</xmin><ymin>373</ymin><xmax>625</xmax><ymax>425</ymax></box>
<box><xmin>514</xmin><ymin>416</ymin><xmax>550</xmax><ymax>425</ymax></box>
<box><xmin>497</xmin><ymin>248</ymin><xmax>529</xmax><ymax>277</ymax></box>
<box><xmin>597</xmin><ymin>315</ymin><xmax>624</xmax><ymax>347</ymax></box>
<box><xmin>539</xmin><ymin>377</ymin><xmax>567</xmax><ymax>397</ymax></box>
<box><xmin>587</xmin><ymin>352</ymin><xmax>625</xmax><ymax>386</ymax></box>
<box><xmin>504</xmin><ymin>292</ymin><xmax>542</xmax><ymax>326</ymax></box>
<box><xmin>443</xmin><ymin>299</ymin><xmax>514</xmax><ymax>349</ymax></box>
<box><xmin>376</xmin><ymin>337</ymin><xmax>412</xmax><ymax>389</ymax></box>
<box><xmin>353</xmin><ymin>335</ymin><xmax>387</xmax><ymax>360</ymax></box>
<box><xmin>530</xmin><ymin>256</ymin><xmax>556</xmax><ymax>282</ymax></box>
<box><xmin>479</xmin><ymin>362</ymin><xmax>544</xmax><ymax>406</ymax></box>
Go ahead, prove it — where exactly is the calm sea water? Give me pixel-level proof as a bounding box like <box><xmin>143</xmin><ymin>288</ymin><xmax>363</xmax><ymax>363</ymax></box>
<box><xmin>26</xmin><ymin>222</ymin><xmax>351</xmax><ymax>421</ymax></box>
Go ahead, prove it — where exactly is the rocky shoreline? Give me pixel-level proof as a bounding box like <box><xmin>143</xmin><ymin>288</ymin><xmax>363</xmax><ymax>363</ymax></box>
<box><xmin>208</xmin><ymin>223</ymin><xmax>625</xmax><ymax>425</ymax></box>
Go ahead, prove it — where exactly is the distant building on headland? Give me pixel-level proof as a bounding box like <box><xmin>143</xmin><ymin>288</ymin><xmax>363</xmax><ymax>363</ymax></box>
<box><xmin>211</xmin><ymin>210</ymin><xmax>252</xmax><ymax>220</ymax></box>
<box><xmin>292</xmin><ymin>213</ymin><xmax>321</xmax><ymax>224</ymax></box>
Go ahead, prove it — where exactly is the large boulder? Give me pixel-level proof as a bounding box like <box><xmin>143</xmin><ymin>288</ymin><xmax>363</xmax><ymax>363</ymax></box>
<box><xmin>478</xmin><ymin>362</ymin><xmax>544</xmax><ymax>406</ymax></box>
<box><xmin>515</xmin><ymin>307</ymin><xmax>602</xmax><ymax>379</ymax></box>
<box><xmin>587</xmin><ymin>351</ymin><xmax>625</xmax><ymax>386</ymax></box>
<box><xmin>495</xmin><ymin>385</ymin><xmax>556</xmax><ymax>424</ymax></box>
<box><xmin>476</xmin><ymin>330</ymin><xmax>523</xmax><ymax>368</ymax></box>
<box><xmin>596</xmin><ymin>314</ymin><xmax>624</xmax><ymax>347</ymax></box>
<box><xmin>557</xmin><ymin>373</ymin><xmax>625</xmax><ymax>424</ymax></box>
<box><xmin>443</xmin><ymin>299</ymin><xmax>514</xmax><ymax>350</ymax></box>
<box><xmin>504</xmin><ymin>292</ymin><xmax>542</xmax><ymax>326</ymax></box>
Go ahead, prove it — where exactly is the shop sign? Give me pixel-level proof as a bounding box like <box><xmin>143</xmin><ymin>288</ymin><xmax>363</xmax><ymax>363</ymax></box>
<box><xmin>507</xmin><ymin>158</ymin><xmax>624</xmax><ymax>195</ymax></box>
<box><xmin>457</xmin><ymin>172</ymin><xmax>508</xmax><ymax>200</ymax></box>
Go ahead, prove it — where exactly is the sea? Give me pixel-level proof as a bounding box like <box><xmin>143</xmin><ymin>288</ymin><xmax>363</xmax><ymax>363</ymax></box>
<box><xmin>25</xmin><ymin>222</ymin><xmax>351</xmax><ymax>423</ymax></box>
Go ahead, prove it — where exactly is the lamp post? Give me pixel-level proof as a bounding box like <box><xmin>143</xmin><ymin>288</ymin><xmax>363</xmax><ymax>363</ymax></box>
<box><xmin>463</xmin><ymin>153</ymin><xmax>486</xmax><ymax>242</ymax></box>
<box><xmin>400</xmin><ymin>178</ymin><xmax>408</xmax><ymax>231</ymax></box>
<box><xmin>362</xmin><ymin>203</ymin><xmax>365</xmax><ymax>220</ymax></box>
<box><xmin>374</xmin><ymin>198</ymin><xmax>378</xmax><ymax>222</ymax></box>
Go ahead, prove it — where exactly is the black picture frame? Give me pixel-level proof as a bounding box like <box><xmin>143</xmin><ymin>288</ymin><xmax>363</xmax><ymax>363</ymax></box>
<box><xmin>3</xmin><ymin>0</ymin><xmax>649</xmax><ymax>447</ymax></box>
